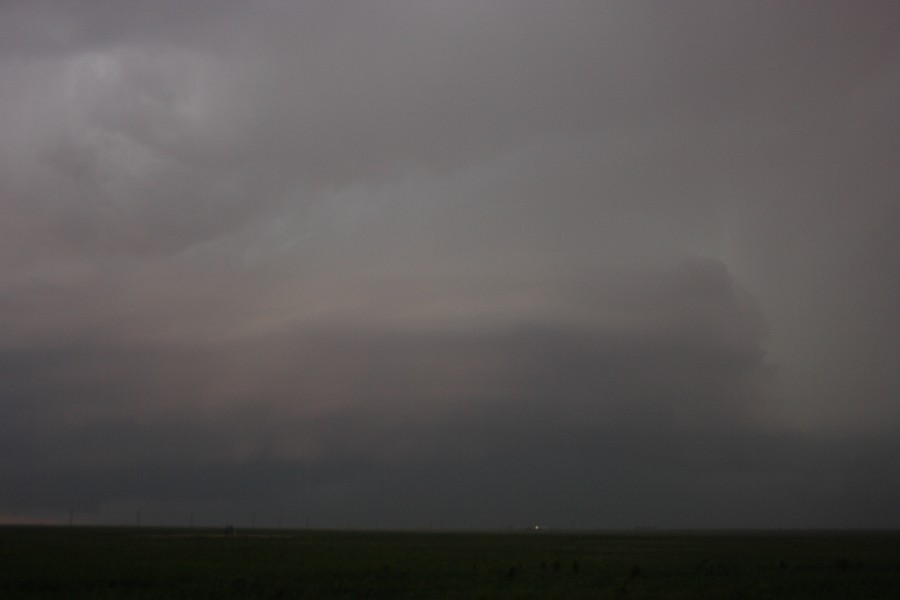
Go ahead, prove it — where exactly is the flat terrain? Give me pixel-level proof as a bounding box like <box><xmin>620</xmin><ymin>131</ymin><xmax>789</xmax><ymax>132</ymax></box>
<box><xmin>1</xmin><ymin>527</ymin><xmax>899</xmax><ymax>598</ymax></box>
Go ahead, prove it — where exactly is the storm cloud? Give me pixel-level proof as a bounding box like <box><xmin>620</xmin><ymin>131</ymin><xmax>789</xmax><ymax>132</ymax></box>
<box><xmin>1</xmin><ymin>1</ymin><xmax>898</xmax><ymax>528</ymax></box>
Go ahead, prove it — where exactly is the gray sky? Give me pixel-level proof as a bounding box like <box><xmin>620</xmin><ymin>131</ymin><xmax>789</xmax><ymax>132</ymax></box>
<box><xmin>1</xmin><ymin>0</ymin><xmax>898</xmax><ymax>529</ymax></box>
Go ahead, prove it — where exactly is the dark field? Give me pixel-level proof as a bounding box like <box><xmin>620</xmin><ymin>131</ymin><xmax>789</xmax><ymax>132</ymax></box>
<box><xmin>2</xmin><ymin>527</ymin><xmax>899</xmax><ymax>598</ymax></box>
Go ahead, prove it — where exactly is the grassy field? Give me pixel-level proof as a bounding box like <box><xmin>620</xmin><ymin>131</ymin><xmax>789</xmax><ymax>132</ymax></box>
<box><xmin>1</xmin><ymin>526</ymin><xmax>899</xmax><ymax>598</ymax></box>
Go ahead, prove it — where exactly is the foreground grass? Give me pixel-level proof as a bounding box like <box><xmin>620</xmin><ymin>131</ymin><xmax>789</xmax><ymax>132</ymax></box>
<box><xmin>1</xmin><ymin>527</ymin><xmax>899</xmax><ymax>598</ymax></box>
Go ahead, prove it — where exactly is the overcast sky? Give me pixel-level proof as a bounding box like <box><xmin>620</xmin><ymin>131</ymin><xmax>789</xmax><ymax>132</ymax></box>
<box><xmin>1</xmin><ymin>0</ymin><xmax>898</xmax><ymax>529</ymax></box>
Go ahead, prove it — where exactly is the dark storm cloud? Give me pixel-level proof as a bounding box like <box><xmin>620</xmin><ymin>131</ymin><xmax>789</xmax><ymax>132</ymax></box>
<box><xmin>1</xmin><ymin>258</ymin><xmax>788</xmax><ymax>525</ymax></box>
<box><xmin>1</xmin><ymin>1</ymin><xmax>899</xmax><ymax>526</ymax></box>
